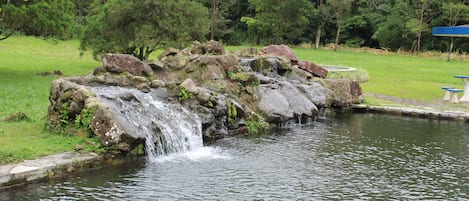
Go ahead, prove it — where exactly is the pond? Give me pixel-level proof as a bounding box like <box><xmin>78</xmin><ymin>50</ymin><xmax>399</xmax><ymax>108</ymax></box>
<box><xmin>2</xmin><ymin>113</ymin><xmax>468</xmax><ymax>200</ymax></box>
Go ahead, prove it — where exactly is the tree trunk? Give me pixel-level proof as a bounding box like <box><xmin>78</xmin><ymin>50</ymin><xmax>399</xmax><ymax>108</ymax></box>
<box><xmin>210</xmin><ymin>0</ymin><xmax>218</xmax><ymax>41</ymax></box>
<box><xmin>334</xmin><ymin>21</ymin><xmax>342</xmax><ymax>51</ymax></box>
<box><xmin>416</xmin><ymin>4</ymin><xmax>425</xmax><ymax>54</ymax></box>
<box><xmin>315</xmin><ymin>23</ymin><xmax>324</xmax><ymax>49</ymax></box>
<box><xmin>447</xmin><ymin>37</ymin><xmax>454</xmax><ymax>62</ymax></box>
<box><xmin>256</xmin><ymin>30</ymin><xmax>260</xmax><ymax>45</ymax></box>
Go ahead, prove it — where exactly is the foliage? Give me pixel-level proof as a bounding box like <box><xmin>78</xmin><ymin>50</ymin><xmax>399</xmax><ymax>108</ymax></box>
<box><xmin>245</xmin><ymin>114</ymin><xmax>269</xmax><ymax>135</ymax></box>
<box><xmin>372</xmin><ymin>3</ymin><xmax>412</xmax><ymax>51</ymax></box>
<box><xmin>178</xmin><ymin>86</ymin><xmax>194</xmax><ymax>102</ymax></box>
<box><xmin>80</xmin><ymin>0</ymin><xmax>209</xmax><ymax>60</ymax></box>
<box><xmin>1</xmin><ymin>0</ymin><xmax>77</xmax><ymax>40</ymax></box>
<box><xmin>75</xmin><ymin>106</ymin><xmax>97</xmax><ymax>136</ymax></box>
<box><xmin>244</xmin><ymin>0</ymin><xmax>313</xmax><ymax>44</ymax></box>
<box><xmin>204</xmin><ymin>100</ymin><xmax>214</xmax><ymax>108</ymax></box>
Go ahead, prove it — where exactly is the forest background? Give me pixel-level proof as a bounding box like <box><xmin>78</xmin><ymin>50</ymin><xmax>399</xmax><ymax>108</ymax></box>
<box><xmin>1</xmin><ymin>0</ymin><xmax>469</xmax><ymax>60</ymax></box>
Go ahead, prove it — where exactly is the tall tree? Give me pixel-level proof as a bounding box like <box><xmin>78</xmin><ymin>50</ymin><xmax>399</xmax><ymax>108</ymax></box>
<box><xmin>80</xmin><ymin>0</ymin><xmax>209</xmax><ymax>60</ymax></box>
<box><xmin>1</xmin><ymin>0</ymin><xmax>76</xmax><ymax>41</ymax></box>
<box><xmin>326</xmin><ymin>0</ymin><xmax>353</xmax><ymax>51</ymax></box>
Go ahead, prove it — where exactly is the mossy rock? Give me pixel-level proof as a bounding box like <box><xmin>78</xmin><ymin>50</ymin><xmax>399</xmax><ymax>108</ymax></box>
<box><xmin>1</xmin><ymin>112</ymin><xmax>30</xmax><ymax>122</ymax></box>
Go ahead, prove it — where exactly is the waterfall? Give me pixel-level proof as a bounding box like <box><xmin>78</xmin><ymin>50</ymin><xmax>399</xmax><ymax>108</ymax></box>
<box><xmin>92</xmin><ymin>87</ymin><xmax>204</xmax><ymax>162</ymax></box>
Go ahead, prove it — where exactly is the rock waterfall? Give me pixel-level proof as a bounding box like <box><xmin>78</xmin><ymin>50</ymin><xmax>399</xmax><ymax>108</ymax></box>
<box><xmin>92</xmin><ymin>87</ymin><xmax>203</xmax><ymax>161</ymax></box>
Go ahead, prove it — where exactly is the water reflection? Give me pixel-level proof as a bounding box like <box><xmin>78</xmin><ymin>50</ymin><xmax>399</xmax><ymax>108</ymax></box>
<box><xmin>2</xmin><ymin>114</ymin><xmax>468</xmax><ymax>200</ymax></box>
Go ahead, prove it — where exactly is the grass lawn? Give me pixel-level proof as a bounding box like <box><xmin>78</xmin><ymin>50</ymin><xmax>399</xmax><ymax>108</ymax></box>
<box><xmin>0</xmin><ymin>36</ymin><xmax>99</xmax><ymax>163</ymax></box>
<box><xmin>0</xmin><ymin>36</ymin><xmax>467</xmax><ymax>164</ymax></box>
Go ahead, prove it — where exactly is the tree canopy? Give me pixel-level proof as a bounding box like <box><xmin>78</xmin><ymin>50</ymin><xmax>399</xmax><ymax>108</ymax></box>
<box><xmin>80</xmin><ymin>0</ymin><xmax>208</xmax><ymax>60</ymax></box>
<box><xmin>1</xmin><ymin>0</ymin><xmax>76</xmax><ymax>40</ymax></box>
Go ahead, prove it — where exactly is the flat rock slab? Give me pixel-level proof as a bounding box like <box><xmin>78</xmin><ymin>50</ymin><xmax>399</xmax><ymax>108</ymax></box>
<box><xmin>0</xmin><ymin>152</ymin><xmax>101</xmax><ymax>190</ymax></box>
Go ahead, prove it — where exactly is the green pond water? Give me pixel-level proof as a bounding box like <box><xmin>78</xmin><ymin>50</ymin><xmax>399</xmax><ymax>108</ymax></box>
<box><xmin>2</xmin><ymin>113</ymin><xmax>468</xmax><ymax>200</ymax></box>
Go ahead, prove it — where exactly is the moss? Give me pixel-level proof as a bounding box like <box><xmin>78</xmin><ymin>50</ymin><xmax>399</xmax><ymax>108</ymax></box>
<box><xmin>226</xmin><ymin>101</ymin><xmax>239</xmax><ymax>128</ymax></box>
<box><xmin>1</xmin><ymin>112</ymin><xmax>30</xmax><ymax>122</ymax></box>
<box><xmin>130</xmin><ymin>144</ymin><xmax>145</xmax><ymax>156</ymax></box>
<box><xmin>229</xmin><ymin>72</ymin><xmax>259</xmax><ymax>87</ymax></box>
<box><xmin>245</xmin><ymin>113</ymin><xmax>269</xmax><ymax>135</ymax></box>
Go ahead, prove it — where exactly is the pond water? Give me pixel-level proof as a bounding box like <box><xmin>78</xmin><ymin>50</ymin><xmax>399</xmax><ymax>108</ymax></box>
<box><xmin>2</xmin><ymin>113</ymin><xmax>468</xmax><ymax>200</ymax></box>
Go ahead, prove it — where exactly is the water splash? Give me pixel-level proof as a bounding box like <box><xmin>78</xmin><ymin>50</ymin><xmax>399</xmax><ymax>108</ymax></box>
<box><xmin>92</xmin><ymin>87</ymin><xmax>224</xmax><ymax>162</ymax></box>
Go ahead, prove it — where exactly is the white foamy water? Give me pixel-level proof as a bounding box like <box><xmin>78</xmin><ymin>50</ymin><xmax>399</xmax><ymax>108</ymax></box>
<box><xmin>92</xmin><ymin>87</ymin><xmax>228</xmax><ymax>163</ymax></box>
<box><xmin>153</xmin><ymin>146</ymin><xmax>231</xmax><ymax>163</ymax></box>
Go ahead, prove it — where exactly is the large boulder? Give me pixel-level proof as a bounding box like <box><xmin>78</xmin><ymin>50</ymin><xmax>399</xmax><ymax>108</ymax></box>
<box><xmin>322</xmin><ymin>79</ymin><xmax>363</xmax><ymax>106</ymax></box>
<box><xmin>102</xmin><ymin>53</ymin><xmax>153</xmax><ymax>76</ymax></box>
<box><xmin>296</xmin><ymin>82</ymin><xmax>334</xmax><ymax>107</ymax></box>
<box><xmin>261</xmin><ymin>45</ymin><xmax>298</xmax><ymax>63</ymax></box>
<box><xmin>47</xmin><ymin>79</ymin><xmax>142</xmax><ymax>152</ymax></box>
<box><xmin>258</xmin><ymin>81</ymin><xmax>318</xmax><ymax>122</ymax></box>
<box><xmin>298</xmin><ymin>61</ymin><xmax>328</xmax><ymax>78</ymax></box>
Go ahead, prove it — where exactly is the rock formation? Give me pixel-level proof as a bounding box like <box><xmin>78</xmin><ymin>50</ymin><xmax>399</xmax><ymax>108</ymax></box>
<box><xmin>47</xmin><ymin>41</ymin><xmax>363</xmax><ymax>156</ymax></box>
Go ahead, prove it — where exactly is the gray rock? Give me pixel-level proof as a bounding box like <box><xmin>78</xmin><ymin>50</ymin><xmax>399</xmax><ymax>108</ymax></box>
<box><xmin>179</xmin><ymin>79</ymin><xmax>200</xmax><ymax>94</ymax></box>
<box><xmin>296</xmin><ymin>82</ymin><xmax>333</xmax><ymax>107</ymax></box>
<box><xmin>257</xmin><ymin>81</ymin><xmax>318</xmax><ymax>123</ymax></box>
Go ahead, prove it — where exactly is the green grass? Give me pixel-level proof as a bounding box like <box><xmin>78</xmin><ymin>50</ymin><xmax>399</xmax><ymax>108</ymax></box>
<box><xmin>0</xmin><ymin>36</ymin><xmax>99</xmax><ymax>164</ymax></box>
<box><xmin>0</xmin><ymin>37</ymin><xmax>467</xmax><ymax>164</ymax></box>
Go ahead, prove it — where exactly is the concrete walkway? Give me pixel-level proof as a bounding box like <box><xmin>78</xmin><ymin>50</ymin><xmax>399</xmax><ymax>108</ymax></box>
<box><xmin>0</xmin><ymin>152</ymin><xmax>103</xmax><ymax>190</ymax></box>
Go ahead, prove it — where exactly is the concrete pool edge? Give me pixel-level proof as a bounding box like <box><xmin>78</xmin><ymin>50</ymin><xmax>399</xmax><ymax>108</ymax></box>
<box><xmin>352</xmin><ymin>104</ymin><xmax>469</xmax><ymax>122</ymax></box>
<box><xmin>0</xmin><ymin>152</ymin><xmax>138</xmax><ymax>190</ymax></box>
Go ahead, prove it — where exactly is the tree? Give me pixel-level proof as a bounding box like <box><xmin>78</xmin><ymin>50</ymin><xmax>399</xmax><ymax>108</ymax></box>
<box><xmin>80</xmin><ymin>0</ymin><xmax>209</xmax><ymax>60</ymax></box>
<box><xmin>0</xmin><ymin>0</ymin><xmax>76</xmax><ymax>41</ymax></box>
<box><xmin>315</xmin><ymin>0</ymin><xmax>330</xmax><ymax>49</ymax></box>
<box><xmin>372</xmin><ymin>0</ymin><xmax>413</xmax><ymax>51</ymax></box>
<box><xmin>406</xmin><ymin>0</ymin><xmax>438</xmax><ymax>54</ymax></box>
<box><xmin>210</xmin><ymin>0</ymin><xmax>218</xmax><ymax>40</ymax></box>
<box><xmin>196</xmin><ymin>0</ymin><xmax>236</xmax><ymax>41</ymax></box>
<box><xmin>326</xmin><ymin>0</ymin><xmax>353</xmax><ymax>51</ymax></box>
<box><xmin>441</xmin><ymin>1</ymin><xmax>469</xmax><ymax>61</ymax></box>
<box><xmin>245</xmin><ymin>0</ymin><xmax>313</xmax><ymax>44</ymax></box>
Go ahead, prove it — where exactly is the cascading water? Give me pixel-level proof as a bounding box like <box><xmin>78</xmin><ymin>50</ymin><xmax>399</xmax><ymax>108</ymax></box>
<box><xmin>92</xmin><ymin>87</ymin><xmax>206</xmax><ymax>162</ymax></box>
